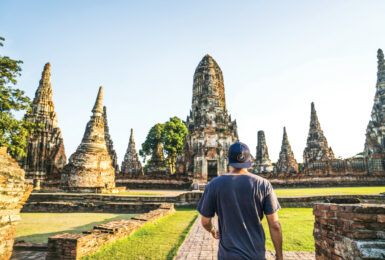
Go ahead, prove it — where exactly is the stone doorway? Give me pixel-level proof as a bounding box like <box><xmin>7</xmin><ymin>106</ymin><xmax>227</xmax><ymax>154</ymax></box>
<box><xmin>207</xmin><ymin>160</ymin><xmax>218</xmax><ymax>181</ymax></box>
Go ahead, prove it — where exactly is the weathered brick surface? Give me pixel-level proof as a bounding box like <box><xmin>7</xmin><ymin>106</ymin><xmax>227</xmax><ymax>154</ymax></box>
<box><xmin>46</xmin><ymin>203</ymin><xmax>175</xmax><ymax>259</ymax></box>
<box><xmin>313</xmin><ymin>203</ymin><xmax>385</xmax><ymax>260</ymax></box>
<box><xmin>0</xmin><ymin>147</ymin><xmax>33</xmax><ymax>260</ymax></box>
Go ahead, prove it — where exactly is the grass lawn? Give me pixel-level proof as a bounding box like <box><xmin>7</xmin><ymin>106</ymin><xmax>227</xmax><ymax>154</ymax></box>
<box><xmin>16</xmin><ymin>213</ymin><xmax>139</xmax><ymax>243</ymax></box>
<box><xmin>104</xmin><ymin>191</ymin><xmax>162</xmax><ymax>196</ymax></box>
<box><xmin>274</xmin><ymin>186</ymin><xmax>385</xmax><ymax>197</ymax></box>
<box><xmin>262</xmin><ymin>208</ymin><xmax>314</xmax><ymax>252</ymax></box>
<box><xmin>83</xmin><ymin>208</ymin><xmax>198</xmax><ymax>260</ymax></box>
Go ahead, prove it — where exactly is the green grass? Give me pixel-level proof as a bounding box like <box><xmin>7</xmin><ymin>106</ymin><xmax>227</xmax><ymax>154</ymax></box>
<box><xmin>83</xmin><ymin>208</ymin><xmax>198</xmax><ymax>260</ymax></box>
<box><xmin>16</xmin><ymin>213</ymin><xmax>139</xmax><ymax>243</ymax></box>
<box><xmin>262</xmin><ymin>208</ymin><xmax>314</xmax><ymax>252</ymax></box>
<box><xmin>275</xmin><ymin>186</ymin><xmax>385</xmax><ymax>197</ymax></box>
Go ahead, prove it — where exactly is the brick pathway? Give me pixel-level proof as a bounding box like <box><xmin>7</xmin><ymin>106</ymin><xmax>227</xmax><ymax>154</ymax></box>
<box><xmin>174</xmin><ymin>216</ymin><xmax>315</xmax><ymax>260</ymax></box>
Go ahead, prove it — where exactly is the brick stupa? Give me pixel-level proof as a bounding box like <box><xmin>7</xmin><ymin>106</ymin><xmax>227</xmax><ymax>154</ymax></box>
<box><xmin>254</xmin><ymin>130</ymin><xmax>273</xmax><ymax>174</ymax></box>
<box><xmin>303</xmin><ymin>102</ymin><xmax>334</xmax><ymax>166</ymax></box>
<box><xmin>20</xmin><ymin>63</ymin><xmax>66</xmax><ymax>189</ymax></box>
<box><xmin>120</xmin><ymin>129</ymin><xmax>143</xmax><ymax>175</ymax></box>
<box><xmin>276</xmin><ymin>127</ymin><xmax>298</xmax><ymax>174</ymax></box>
<box><xmin>61</xmin><ymin>87</ymin><xmax>115</xmax><ymax>192</ymax></box>
<box><xmin>364</xmin><ymin>49</ymin><xmax>385</xmax><ymax>174</ymax></box>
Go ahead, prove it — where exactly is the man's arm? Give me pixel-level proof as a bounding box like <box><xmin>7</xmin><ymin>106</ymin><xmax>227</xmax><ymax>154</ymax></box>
<box><xmin>266</xmin><ymin>212</ymin><xmax>283</xmax><ymax>260</ymax></box>
<box><xmin>201</xmin><ymin>215</ymin><xmax>219</xmax><ymax>239</ymax></box>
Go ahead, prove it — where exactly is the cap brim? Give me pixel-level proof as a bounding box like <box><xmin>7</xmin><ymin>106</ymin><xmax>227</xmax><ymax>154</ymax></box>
<box><xmin>229</xmin><ymin>161</ymin><xmax>252</xmax><ymax>169</ymax></box>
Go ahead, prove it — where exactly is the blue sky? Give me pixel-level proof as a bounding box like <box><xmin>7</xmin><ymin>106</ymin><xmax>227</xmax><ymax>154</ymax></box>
<box><xmin>1</xmin><ymin>1</ymin><xmax>385</xmax><ymax>163</ymax></box>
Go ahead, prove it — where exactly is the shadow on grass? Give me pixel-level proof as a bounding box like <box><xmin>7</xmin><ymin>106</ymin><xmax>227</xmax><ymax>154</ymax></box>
<box><xmin>16</xmin><ymin>214</ymin><xmax>137</xmax><ymax>243</ymax></box>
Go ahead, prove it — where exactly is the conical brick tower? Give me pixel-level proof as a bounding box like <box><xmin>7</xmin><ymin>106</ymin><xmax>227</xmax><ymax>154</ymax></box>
<box><xmin>121</xmin><ymin>129</ymin><xmax>143</xmax><ymax>175</ymax></box>
<box><xmin>21</xmin><ymin>63</ymin><xmax>66</xmax><ymax>189</ymax></box>
<box><xmin>276</xmin><ymin>127</ymin><xmax>298</xmax><ymax>174</ymax></box>
<box><xmin>364</xmin><ymin>48</ymin><xmax>385</xmax><ymax>173</ymax></box>
<box><xmin>61</xmin><ymin>87</ymin><xmax>115</xmax><ymax>192</ymax></box>
<box><xmin>254</xmin><ymin>130</ymin><xmax>273</xmax><ymax>173</ymax></box>
<box><xmin>303</xmin><ymin>102</ymin><xmax>334</xmax><ymax>166</ymax></box>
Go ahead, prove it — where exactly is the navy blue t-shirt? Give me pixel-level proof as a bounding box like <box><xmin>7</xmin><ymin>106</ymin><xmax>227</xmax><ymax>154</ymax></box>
<box><xmin>197</xmin><ymin>173</ymin><xmax>280</xmax><ymax>260</ymax></box>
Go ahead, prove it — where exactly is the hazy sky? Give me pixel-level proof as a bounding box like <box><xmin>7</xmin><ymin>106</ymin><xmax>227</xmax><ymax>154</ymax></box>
<box><xmin>1</xmin><ymin>1</ymin><xmax>385</xmax><ymax>163</ymax></box>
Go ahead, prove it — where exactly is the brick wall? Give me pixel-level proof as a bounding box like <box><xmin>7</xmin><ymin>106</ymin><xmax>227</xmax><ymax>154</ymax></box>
<box><xmin>0</xmin><ymin>147</ymin><xmax>33</xmax><ymax>260</ymax></box>
<box><xmin>46</xmin><ymin>203</ymin><xmax>175</xmax><ymax>260</ymax></box>
<box><xmin>313</xmin><ymin>203</ymin><xmax>385</xmax><ymax>260</ymax></box>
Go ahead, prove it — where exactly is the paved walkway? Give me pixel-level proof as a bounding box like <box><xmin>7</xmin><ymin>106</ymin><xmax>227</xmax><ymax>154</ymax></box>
<box><xmin>174</xmin><ymin>216</ymin><xmax>315</xmax><ymax>260</ymax></box>
<box><xmin>11</xmin><ymin>250</ymin><xmax>45</xmax><ymax>260</ymax></box>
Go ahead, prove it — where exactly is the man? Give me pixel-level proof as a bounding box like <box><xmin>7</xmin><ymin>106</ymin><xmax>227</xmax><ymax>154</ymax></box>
<box><xmin>197</xmin><ymin>142</ymin><xmax>283</xmax><ymax>260</ymax></box>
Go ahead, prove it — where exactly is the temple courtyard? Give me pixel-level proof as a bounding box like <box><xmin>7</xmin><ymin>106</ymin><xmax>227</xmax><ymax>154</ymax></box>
<box><xmin>10</xmin><ymin>186</ymin><xmax>385</xmax><ymax>259</ymax></box>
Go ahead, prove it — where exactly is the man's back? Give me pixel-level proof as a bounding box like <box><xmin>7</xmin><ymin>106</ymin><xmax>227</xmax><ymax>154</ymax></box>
<box><xmin>197</xmin><ymin>173</ymin><xmax>280</xmax><ymax>260</ymax></box>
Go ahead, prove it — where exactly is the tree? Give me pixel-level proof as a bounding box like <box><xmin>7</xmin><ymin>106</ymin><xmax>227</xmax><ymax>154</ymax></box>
<box><xmin>0</xmin><ymin>37</ymin><xmax>38</xmax><ymax>157</ymax></box>
<box><xmin>139</xmin><ymin>116</ymin><xmax>188</xmax><ymax>174</ymax></box>
<box><xmin>163</xmin><ymin>116</ymin><xmax>188</xmax><ymax>174</ymax></box>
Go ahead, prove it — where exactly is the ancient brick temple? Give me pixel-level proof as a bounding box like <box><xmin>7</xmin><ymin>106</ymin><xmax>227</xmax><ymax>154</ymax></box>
<box><xmin>364</xmin><ymin>49</ymin><xmax>385</xmax><ymax>174</ymax></box>
<box><xmin>276</xmin><ymin>127</ymin><xmax>298</xmax><ymax>174</ymax></box>
<box><xmin>61</xmin><ymin>87</ymin><xmax>115</xmax><ymax>192</ymax></box>
<box><xmin>253</xmin><ymin>130</ymin><xmax>273</xmax><ymax>174</ymax></box>
<box><xmin>303</xmin><ymin>102</ymin><xmax>335</xmax><ymax>167</ymax></box>
<box><xmin>182</xmin><ymin>55</ymin><xmax>238</xmax><ymax>183</ymax></box>
<box><xmin>146</xmin><ymin>141</ymin><xmax>167</xmax><ymax>174</ymax></box>
<box><xmin>103</xmin><ymin>106</ymin><xmax>119</xmax><ymax>173</ymax></box>
<box><xmin>120</xmin><ymin>129</ymin><xmax>143</xmax><ymax>175</ymax></box>
<box><xmin>0</xmin><ymin>147</ymin><xmax>32</xmax><ymax>260</ymax></box>
<box><xmin>20</xmin><ymin>63</ymin><xmax>66</xmax><ymax>189</ymax></box>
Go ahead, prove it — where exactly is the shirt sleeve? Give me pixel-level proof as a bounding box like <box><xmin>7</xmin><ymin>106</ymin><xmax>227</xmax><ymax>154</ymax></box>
<box><xmin>196</xmin><ymin>183</ymin><xmax>216</xmax><ymax>218</ymax></box>
<box><xmin>263</xmin><ymin>182</ymin><xmax>281</xmax><ymax>215</ymax></box>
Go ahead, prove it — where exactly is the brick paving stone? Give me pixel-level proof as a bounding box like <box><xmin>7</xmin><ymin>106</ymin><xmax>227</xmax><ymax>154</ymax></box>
<box><xmin>174</xmin><ymin>215</ymin><xmax>315</xmax><ymax>260</ymax></box>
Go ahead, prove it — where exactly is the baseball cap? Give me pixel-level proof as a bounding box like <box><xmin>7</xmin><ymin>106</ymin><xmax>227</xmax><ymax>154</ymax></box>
<box><xmin>228</xmin><ymin>142</ymin><xmax>252</xmax><ymax>168</ymax></box>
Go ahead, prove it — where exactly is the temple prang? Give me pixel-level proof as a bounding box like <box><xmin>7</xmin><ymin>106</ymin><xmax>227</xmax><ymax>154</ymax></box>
<box><xmin>61</xmin><ymin>86</ymin><xmax>115</xmax><ymax>192</ymax></box>
<box><xmin>253</xmin><ymin>130</ymin><xmax>273</xmax><ymax>174</ymax></box>
<box><xmin>103</xmin><ymin>106</ymin><xmax>119</xmax><ymax>174</ymax></box>
<box><xmin>303</xmin><ymin>102</ymin><xmax>335</xmax><ymax>167</ymax></box>
<box><xmin>276</xmin><ymin>127</ymin><xmax>298</xmax><ymax>174</ymax></box>
<box><xmin>20</xmin><ymin>62</ymin><xmax>66</xmax><ymax>189</ymax></box>
<box><xmin>182</xmin><ymin>54</ymin><xmax>238</xmax><ymax>183</ymax></box>
<box><xmin>364</xmin><ymin>48</ymin><xmax>385</xmax><ymax>174</ymax></box>
<box><xmin>120</xmin><ymin>128</ymin><xmax>143</xmax><ymax>175</ymax></box>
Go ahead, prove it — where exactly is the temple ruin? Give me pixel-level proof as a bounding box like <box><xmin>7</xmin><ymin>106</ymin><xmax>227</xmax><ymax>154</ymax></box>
<box><xmin>61</xmin><ymin>87</ymin><xmax>115</xmax><ymax>192</ymax></box>
<box><xmin>146</xmin><ymin>141</ymin><xmax>167</xmax><ymax>174</ymax></box>
<box><xmin>364</xmin><ymin>48</ymin><xmax>385</xmax><ymax>174</ymax></box>
<box><xmin>253</xmin><ymin>130</ymin><xmax>273</xmax><ymax>174</ymax></box>
<box><xmin>182</xmin><ymin>54</ymin><xmax>238</xmax><ymax>183</ymax></box>
<box><xmin>276</xmin><ymin>127</ymin><xmax>298</xmax><ymax>174</ymax></box>
<box><xmin>0</xmin><ymin>147</ymin><xmax>32</xmax><ymax>260</ymax></box>
<box><xmin>20</xmin><ymin>63</ymin><xmax>66</xmax><ymax>189</ymax></box>
<box><xmin>303</xmin><ymin>102</ymin><xmax>335</xmax><ymax>167</ymax></box>
<box><xmin>120</xmin><ymin>129</ymin><xmax>143</xmax><ymax>175</ymax></box>
<box><xmin>103</xmin><ymin>106</ymin><xmax>119</xmax><ymax>173</ymax></box>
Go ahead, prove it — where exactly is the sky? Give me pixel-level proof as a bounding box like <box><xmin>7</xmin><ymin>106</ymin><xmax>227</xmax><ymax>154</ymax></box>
<box><xmin>1</xmin><ymin>1</ymin><xmax>385</xmax><ymax>163</ymax></box>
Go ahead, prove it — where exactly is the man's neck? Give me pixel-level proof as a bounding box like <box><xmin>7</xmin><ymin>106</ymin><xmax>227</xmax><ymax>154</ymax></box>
<box><xmin>230</xmin><ymin>168</ymin><xmax>249</xmax><ymax>175</ymax></box>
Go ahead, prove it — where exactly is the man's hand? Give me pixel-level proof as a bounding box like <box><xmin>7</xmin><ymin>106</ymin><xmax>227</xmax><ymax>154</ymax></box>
<box><xmin>210</xmin><ymin>228</ymin><xmax>219</xmax><ymax>239</ymax></box>
<box><xmin>266</xmin><ymin>212</ymin><xmax>283</xmax><ymax>260</ymax></box>
<box><xmin>201</xmin><ymin>215</ymin><xmax>219</xmax><ymax>239</ymax></box>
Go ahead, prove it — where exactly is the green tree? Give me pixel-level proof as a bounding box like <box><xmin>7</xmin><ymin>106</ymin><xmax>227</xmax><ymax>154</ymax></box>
<box><xmin>139</xmin><ymin>117</ymin><xmax>188</xmax><ymax>174</ymax></box>
<box><xmin>163</xmin><ymin>116</ymin><xmax>188</xmax><ymax>174</ymax></box>
<box><xmin>139</xmin><ymin>123</ymin><xmax>164</xmax><ymax>162</ymax></box>
<box><xmin>0</xmin><ymin>37</ymin><xmax>38</xmax><ymax>157</ymax></box>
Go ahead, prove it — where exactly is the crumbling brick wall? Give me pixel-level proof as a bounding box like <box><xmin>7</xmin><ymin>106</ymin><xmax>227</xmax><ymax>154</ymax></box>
<box><xmin>313</xmin><ymin>203</ymin><xmax>385</xmax><ymax>260</ymax></box>
<box><xmin>0</xmin><ymin>147</ymin><xmax>33</xmax><ymax>260</ymax></box>
<box><xmin>46</xmin><ymin>203</ymin><xmax>175</xmax><ymax>260</ymax></box>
